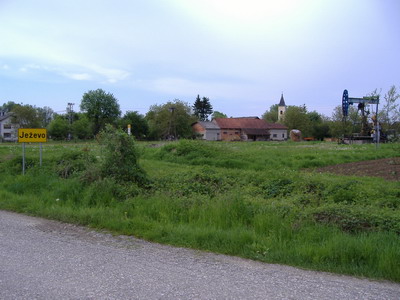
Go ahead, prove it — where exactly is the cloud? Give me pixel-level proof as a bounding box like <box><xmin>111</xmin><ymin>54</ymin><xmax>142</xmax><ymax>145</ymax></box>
<box><xmin>87</xmin><ymin>64</ymin><xmax>130</xmax><ymax>83</ymax></box>
<box><xmin>7</xmin><ymin>60</ymin><xmax>130</xmax><ymax>84</ymax></box>
<box><xmin>57</xmin><ymin>64</ymin><xmax>131</xmax><ymax>83</ymax></box>
<box><xmin>63</xmin><ymin>73</ymin><xmax>92</xmax><ymax>81</ymax></box>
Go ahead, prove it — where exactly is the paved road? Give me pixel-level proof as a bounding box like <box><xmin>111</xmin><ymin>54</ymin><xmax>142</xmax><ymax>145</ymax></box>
<box><xmin>1</xmin><ymin>210</ymin><xmax>399</xmax><ymax>299</ymax></box>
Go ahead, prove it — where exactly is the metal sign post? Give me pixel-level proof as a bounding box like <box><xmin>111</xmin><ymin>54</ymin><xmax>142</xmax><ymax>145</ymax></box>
<box><xmin>18</xmin><ymin>128</ymin><xmax>47</xmax><ymax>174</ymax></box>
<box><xmin>22</xmin><ymin>142</ymin><xmax>26</xmax><ymax>175</ymax></box>
<box><xmin>40</xmin><ymin>142</ymin><xmax>43</xmax><ymax>166</ymax></box>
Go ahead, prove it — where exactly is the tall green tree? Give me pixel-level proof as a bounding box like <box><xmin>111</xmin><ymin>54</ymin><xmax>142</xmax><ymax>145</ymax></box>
<box><xmin>193</xmin><ymin>95</ymin><xmax>213</xmax><ymax>121</ymax></box>
<box><xmin>47</xmin><ymin>115</ymin><xmax>69</xmax><ymax>140</ymax></box>
<box><xmin>307</xmin><ymin>111</ymin><xmax>331</xmax><ymax>140</ymax></box>
<box><xmin>119</xmin><ymin>111</ymin><xmax>149</xmax><ymax>139</ymax></box>
<box><xmin>0</xmin><ymin>101</ymin><xmax>18</xmax><ymax>113</ymax></box>
<box><xmin>211</xmin><ymin>111</ymin><xmax>228</xmax><ymax>119</ymax></box>
<box><xmin>72</xmin><ymin>114</ymin><xmax>94</xmax><ymax>140</ymax></box>
<box><xmin>36</xmin><ymin>106</ymin><xmax>54</xmax><ymax>127</ymax></box>
<box><xmin>329</xmin><ymin>105</ymin><xmax>361</xmax><ymax>138</ymax></box>
<box><xmin>262</xmin><ymin>104</ymin><xmax>278</xmax><ymax>123</ymax></box>
<box><xmin>11</xmin><ymin>104</ymin><xmax>41</xmax><ymax>128</ymax></box>
<box><xmin>380</xmin><ymin>85</ymin><xmax>399</xmax><ymax>135</ymax></box>
<box><xmin>283</xmin><ymin>105</ymin><xmax>311</xmax><ymax>136</ymax></box>
<box><xmin>146</xmin><ymin>100</ymin><xmax>196</xmax><ymax>140</ymax></box>
<box><xmin>80</xmin><ymin>89</ymin><xmax>121</xmax><ymax>135</ymax></box>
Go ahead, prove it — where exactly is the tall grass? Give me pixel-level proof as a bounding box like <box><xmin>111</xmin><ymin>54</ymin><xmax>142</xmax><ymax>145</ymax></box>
<box><xmin>0</xmin><ymin>140</ymin><xmax>399</xmax><ymax>281</ymax></box>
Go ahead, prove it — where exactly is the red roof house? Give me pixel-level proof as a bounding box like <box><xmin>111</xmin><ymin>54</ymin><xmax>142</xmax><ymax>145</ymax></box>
<box><xmin>212</xmin><ymin>117</ymin><xmax>287</xmax><ymax>141</ymax></box>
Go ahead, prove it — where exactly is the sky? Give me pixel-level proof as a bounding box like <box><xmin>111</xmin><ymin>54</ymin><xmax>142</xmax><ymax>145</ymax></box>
<box><xmin>1</xmin><ymin>0</ymin><xmax>399</xmax><ymax>118</ymax></box>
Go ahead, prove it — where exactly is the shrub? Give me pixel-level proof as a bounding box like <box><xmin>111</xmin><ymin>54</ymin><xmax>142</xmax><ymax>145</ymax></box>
<box><xmin>262</xmin><ymin>179</ymin><xmax>294</xmax><ymax>198</ymax></box>
<box><xmin>97</xmin><ymin>125</ymin><xmax>148</xmax><ymax>185</ymax></box>
<box><xmin>312</xmin><ymin>205</ymin><xmax>400</xmax><ymax>234</ymax></box>
<box><xmin>55</xmin><ymin>149</ymin><xmax>97</xmax><ymax>179</ymax></box>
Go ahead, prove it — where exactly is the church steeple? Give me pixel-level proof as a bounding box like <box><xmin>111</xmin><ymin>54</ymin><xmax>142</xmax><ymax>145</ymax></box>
<box><xmin>278</xmin><ymin>93</ymin><xmax>286</xmax><ymax>106</ymax></box>
<box><xmin>278</xmin><ymin>93</ymin><xmax>286</xmax><ymax>122</ymax></box>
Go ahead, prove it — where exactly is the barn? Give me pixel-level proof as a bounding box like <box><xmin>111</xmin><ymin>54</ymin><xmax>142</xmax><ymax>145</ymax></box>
<box><xmin>192</xmin><ymin>121</ymin><xmax>221</xmax><ymax>141</ymax></box>
<box><xmin>192</xmin><ymin>117</ymin><xmax>287</xmax><ymax>141</ymax></box>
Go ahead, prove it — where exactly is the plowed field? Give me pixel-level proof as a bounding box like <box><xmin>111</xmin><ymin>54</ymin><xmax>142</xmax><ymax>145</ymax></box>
<box><xmin>315</xmin><ymin>157</ymin><xmax>400</xmax><ymax>181</ymax></box>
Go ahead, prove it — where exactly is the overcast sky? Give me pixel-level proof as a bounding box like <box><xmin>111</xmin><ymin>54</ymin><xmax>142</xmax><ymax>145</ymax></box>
<box><xmin>1</xmin><ymin>0</ymin><xmax>399</xmax><ymax>118</ymax></box>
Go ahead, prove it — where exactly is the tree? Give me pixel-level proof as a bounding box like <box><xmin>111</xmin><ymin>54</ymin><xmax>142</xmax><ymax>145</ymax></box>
<box><xmin>283</xmin><ymin>105</ymin><xmax>311</xmax><ymax>136</ymax></box>
<box><xmin>80</xmin><ymin>89</ymin><xmax>121</xmax><ymax>135</ymax></box>
<box><xmin>72</xmin><ymin>114</ymin><xmax>94</xmax><ymax>140</ymax></box>
<box><xmin>11</xmin><ymin>104</ymin><xmax>41</xmax><ymax>128</ymax></box>
<box><xmin>146</xmin><ymin>100</ymin><xmax>197</xmax><ymax>140</ymax></box>
<box><xmin>307</xmin><ymin>111</ymin><xmax>331</xmax><ymax>140</ymax></box>
<box><xmin>47</xmin><ymin>115</ymin><xmax>69</xmax><ymax>140</ymax></box>
<box><xmin>329</xmin><ymin>105</ymin><xmax>361</xmax><ymax>138</ymax></box>
<box><xmin>262</xmin><ymin>104</ymin><xmax>278</xmax><ymax>123</ymax></box>
<box><xmin>36</xmin><ymin>106</ymin><xmax>54</xmax><ymax>127</ymax></box>
<box><xmin>119</xmin><ymin>111</ymin><xmax>149</xmax><ymax>139</ymax></box>
<box><xmin>0</xmin><ymin>101</ymin><xmax>18</xmax><ymax>112</ymax></box>
<box><xmin>380</xmin><ymin>85</ymin><xmax>399</xmax><ymax>135</ymax></box>
<box><xmin>193</xmin><ymin>95</ymin><xmax>213</xmax><ymax>121</ymax></box>
<box><xmin>211</xmin><ymin>111</ymin><xmax>227</xmax><ymax>119</ymax></box>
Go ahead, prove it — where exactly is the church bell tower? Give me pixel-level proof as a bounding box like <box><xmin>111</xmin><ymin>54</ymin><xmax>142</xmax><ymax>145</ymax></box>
<box><xmin>278</xmin><ymin>93</ymin><xmax>286</xmax><ymax>122</ymax></box>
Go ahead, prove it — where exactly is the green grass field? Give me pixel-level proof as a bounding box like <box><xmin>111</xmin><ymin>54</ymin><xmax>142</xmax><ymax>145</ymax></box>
<box><xmin>0</xmin><ymin>140</ymin><xmax>399</xmax><ymax>281</ymax></box>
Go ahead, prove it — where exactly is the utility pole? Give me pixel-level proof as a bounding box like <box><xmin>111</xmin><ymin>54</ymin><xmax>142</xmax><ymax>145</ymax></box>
<box><xmin>168</xmin><ymin>106</ymin><xmax>176</xmax><ymax>140</ymax></box>
<box><xmin>67</xmin><ymin>102</ymin><xmax>75</xmax><ymax>140</ymax></box>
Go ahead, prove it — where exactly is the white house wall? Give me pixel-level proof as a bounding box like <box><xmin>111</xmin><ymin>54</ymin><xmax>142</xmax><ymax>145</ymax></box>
<box><xmin>205</xmin><ymin>129</ymin><xmax>220</xmax><ymax>141</ymax></box>
<box><xmin>269</xmin><ymin>129</ymin><xmax>287</xmax><ymax>141</ymax></box>
<box><xmin>0</xmin><ymin>116</ymin><xmax>17</xmax><ymax>142</ymax></box>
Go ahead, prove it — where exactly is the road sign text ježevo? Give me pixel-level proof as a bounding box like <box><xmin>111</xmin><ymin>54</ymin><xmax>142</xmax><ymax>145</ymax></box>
<box><xmin>18</xmin><ymin>128</ymin><xmax>47</xmax><ymax>143</ymax></box>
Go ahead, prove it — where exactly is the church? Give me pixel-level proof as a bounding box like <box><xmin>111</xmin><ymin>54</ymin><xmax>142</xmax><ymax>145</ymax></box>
<box><xmin>278</xmin><ymin>93</ymin><xmax>286</xmax><ymax>122</ymax></box>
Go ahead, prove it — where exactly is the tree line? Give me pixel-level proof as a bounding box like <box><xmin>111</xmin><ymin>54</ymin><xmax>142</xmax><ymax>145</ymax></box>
<box><xmin>0</xmin><ymin>90</ymin><xmax>217</xmax><ymax>141</ymax></box>
<box><xmin>1</xmin><ymin>86</ymin><xmax>399</xmax><ymax>141</ymax></box>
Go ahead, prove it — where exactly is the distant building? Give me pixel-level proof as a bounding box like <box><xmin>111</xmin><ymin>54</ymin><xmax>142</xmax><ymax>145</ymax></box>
<box><xmin>0</xmin><ymin>111</ymin><xmax>17</xmax><ymax>142</ymax></box>
<box><xmin>267</xmin><ymin>122</ymin><xmax>289</xmax><ymax>141</ymax></box>
<box><xmin>278</xmin><ymin>94</ymin><xmax>286</xmax><ymax>122</ymax></box>
<box><xmin>192</xmin><ymin>121</ymin><xmax>221</xmax><ymax>141</ymax></box>
<box><xmin>192</xmin><ymin>117</ymin><xmax>287</xmax><ymax>141</ymax></box>
<box><xmin>213</xmin><ymin>117</ymin><xmax>270</xmax><ymax>141</ymax></box>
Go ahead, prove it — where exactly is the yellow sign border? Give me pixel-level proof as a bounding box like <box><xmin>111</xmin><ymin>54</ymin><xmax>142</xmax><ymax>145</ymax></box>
<box><xmin>18</xmin><ymin>128</ymin><xmax>48</xmax><ymax>143</ymax></box>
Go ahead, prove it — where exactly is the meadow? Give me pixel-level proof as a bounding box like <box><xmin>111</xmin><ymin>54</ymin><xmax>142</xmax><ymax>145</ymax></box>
<box><xmin>0</xmin><ymin>139</ymin><xmax>399</xmax><ymax>282</ymax></box>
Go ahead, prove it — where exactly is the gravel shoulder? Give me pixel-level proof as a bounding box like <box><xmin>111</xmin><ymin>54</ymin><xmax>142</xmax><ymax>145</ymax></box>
<box><xmin>1</xmin><ymin>210</ymin><xmax>400</xmax><ymax>299</ymax></box>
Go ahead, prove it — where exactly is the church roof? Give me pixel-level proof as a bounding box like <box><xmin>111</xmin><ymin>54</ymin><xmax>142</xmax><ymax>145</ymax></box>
<box><xmin>278</xmin><ymin>94</ymin><xmax>286</xmax><ymax>106</ymax></box>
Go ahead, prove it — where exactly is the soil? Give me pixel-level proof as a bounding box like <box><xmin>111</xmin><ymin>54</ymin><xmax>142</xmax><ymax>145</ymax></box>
<box><xmin>315</xmin><ymin>157</ymin><xmax>400</xmax><ymax>181</ymax></box>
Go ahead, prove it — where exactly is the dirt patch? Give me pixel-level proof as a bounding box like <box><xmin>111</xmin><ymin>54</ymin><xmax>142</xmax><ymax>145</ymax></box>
<box><xmin>315</xmin><ymin>157</ymin><xmax>400</xmax><ymax>181</ymax></box>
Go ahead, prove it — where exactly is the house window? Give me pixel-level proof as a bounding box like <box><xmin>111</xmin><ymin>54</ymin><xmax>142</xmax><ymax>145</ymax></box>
<box><xmin>3</xmin><ymin>124</ymin><xmax>11</xmax><ymax>129</ymax></box>
<box><xmin>234</xmin><ymin>132</ymin><xmax>239</xmax><ymax>134</ymax></box>
<box><xmin>3</xmin><ymin>133</ymin><xmax>11</xmax><ymax>138</ymax></box>
<box><xmin>223</xmin><ymin>131</ymin><xmax>227</xmax><ymax>134</ymax></box>
<box><xmin>282</xmin><ymin>134</ymin><xmax>285</xmax><ymax>138</ymax></box>
<box><xmin>273</xmin><ymin>134</ymin><xmax>277</xmax><ymax>138</ymax></box>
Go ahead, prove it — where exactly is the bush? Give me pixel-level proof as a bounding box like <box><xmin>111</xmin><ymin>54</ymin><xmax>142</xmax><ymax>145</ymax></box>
<box><xmin>98</xmin><ymin>125</ymin><xmax>148</xmax><ymax>185</ymax></box>
<box><xmin>312</xmin><ymin>205</ymin><xmax>400</xmax><ymax>234</ymax></box>
<box><xmin>55</xmin><ymin>149</ymin><xmax>97</xmax><ymax>179</ymax></box>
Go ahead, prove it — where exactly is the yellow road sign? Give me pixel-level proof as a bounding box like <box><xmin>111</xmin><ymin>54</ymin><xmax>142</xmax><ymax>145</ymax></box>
<box><xmin>18</xmin><ymin>128</ymin><xmax>47</xmax><ymax>143</ymax></box>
